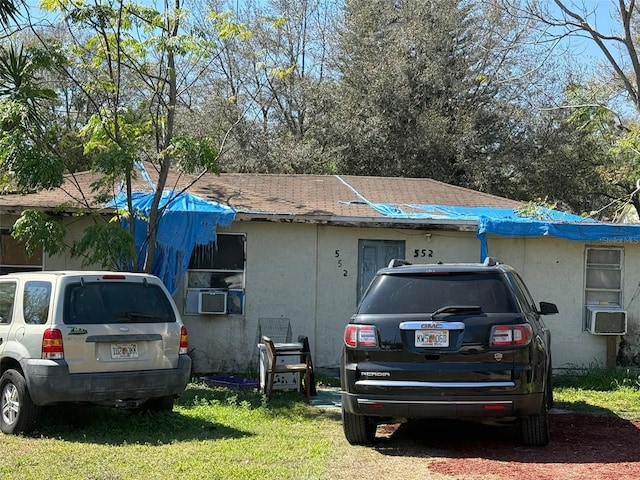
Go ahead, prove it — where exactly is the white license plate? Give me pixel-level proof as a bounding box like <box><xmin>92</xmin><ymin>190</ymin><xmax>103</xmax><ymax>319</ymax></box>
<box><xmin>415</xmin><ymin>330</ymin><xmax>449</xmax><ymax>347</ymax></box>
<box><xmin>111</xmin><ymin>343</ymin><xmax>138</xmax><ymax>359</ymax></box>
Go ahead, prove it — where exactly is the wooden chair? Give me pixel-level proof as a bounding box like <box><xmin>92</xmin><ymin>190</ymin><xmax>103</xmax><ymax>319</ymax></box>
<box><xmin>262</xmin><ymin>336</ymin><xmax>312</xmax><ymax>402</ymax></box>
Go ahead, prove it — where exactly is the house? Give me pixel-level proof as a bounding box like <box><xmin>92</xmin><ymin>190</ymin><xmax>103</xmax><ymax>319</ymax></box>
<box><xmin>1</xmin><ymin>170</ymin><xmax>639</xmax><ymax>374</ymax></box>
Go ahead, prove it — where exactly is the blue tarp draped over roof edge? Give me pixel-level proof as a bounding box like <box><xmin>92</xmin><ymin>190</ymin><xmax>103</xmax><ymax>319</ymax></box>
<box><xmin>362</xmin><ymin>201</ymin><xmax>640</xmax><ymax>261</ymax></box>
<box><xmin>106</xmin><ymin>190</ymin><xmax>236</xmax><ymax>294</ymax></box>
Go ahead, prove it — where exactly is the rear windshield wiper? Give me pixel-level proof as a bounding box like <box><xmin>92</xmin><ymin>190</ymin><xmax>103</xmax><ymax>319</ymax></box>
<box><xmin>431</xmin><ymin>305</ymin><xmax>482</xmax><ymax>318</ymax></box>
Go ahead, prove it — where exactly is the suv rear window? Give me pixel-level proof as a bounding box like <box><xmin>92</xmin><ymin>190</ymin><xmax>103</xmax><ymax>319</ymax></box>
<box><xmin>357</xmin><ymin>272</ymin><xmax>518</xmax><ymax>314</ymax></box>
<box><xmin>63</xmin><ymin>282</ymin><xmax>177</xmax><ymax>324</ymax></box>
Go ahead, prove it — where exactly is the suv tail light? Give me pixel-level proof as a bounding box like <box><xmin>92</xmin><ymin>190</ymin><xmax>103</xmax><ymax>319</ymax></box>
<box><xmin>344</xmin><ymin>325</ymin><xmax>378</xmax><ymax>348</ymax></box>
<box><xmin>179</xmin><ymin>326</ymin><xmax>188</xmax><ymax>354</ymax></box>
<box><xmin>490</xmin><ymin>324</ymin><xmax>533</xmax><ymax>347</ymax></box>
<box><xmin>42</xmin><ymin>329</ymin><xmax>64</xmax><ymax>359</ymax></box>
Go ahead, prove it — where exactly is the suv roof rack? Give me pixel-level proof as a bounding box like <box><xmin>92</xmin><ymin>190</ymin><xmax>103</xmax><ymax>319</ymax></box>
<box><xmin>483</xmin><ymin>257</ymin><xmax>501</xmax><ymax>267</ymax></box>
<box><xmin>388</xmin><ymin>259</ymin><xmax>412</xmax><ymax>268</ymax></box>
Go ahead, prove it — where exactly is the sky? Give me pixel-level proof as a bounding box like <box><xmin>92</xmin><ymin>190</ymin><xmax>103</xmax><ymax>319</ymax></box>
<box><xmin>549</xmin><ymin>1</ymin><xmax>625</xmax><ymax>64</ymax></box>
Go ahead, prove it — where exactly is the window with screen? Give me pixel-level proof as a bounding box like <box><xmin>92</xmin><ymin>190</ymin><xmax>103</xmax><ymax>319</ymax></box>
<box><xmin>585</xmin><ymin>247</ymin><xmax>623</xmax><ymax>307</ymax></box>
<box><xmin>185</xmin><ymin>234</ymin><xmax>245</xmax><ymax>315</ymax></box>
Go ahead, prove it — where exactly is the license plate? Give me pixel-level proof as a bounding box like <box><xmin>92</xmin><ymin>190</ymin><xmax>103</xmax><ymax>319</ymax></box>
<box><xmin>415</xmin><ymin>330</ymin><xmax>449</xmax><ymax>347</ymax></box>
<box><xmin>111</xmin><ymin>343</ymin><xmax>138</xmax><ymax>359</ymax></box>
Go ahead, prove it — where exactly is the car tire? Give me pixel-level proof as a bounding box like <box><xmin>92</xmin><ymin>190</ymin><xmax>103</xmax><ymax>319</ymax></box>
<box><xmin>520</xmin><ymin>403</ymin><xmax>549</xmax><ymax>446</ymax></box>
<box><xmin>342</xmin><ymin>408</ymin><xmax>376</xmax><ymax>445</ymax></box>
<box><xmin>546</xmin><ymin>372</ymin><xmax>554</xmax><ymax>410</ymax></box>
<box><xmin>0</xmin><ymin>369</ymin><xmax>41</xmax><ymax>435</ymax></box>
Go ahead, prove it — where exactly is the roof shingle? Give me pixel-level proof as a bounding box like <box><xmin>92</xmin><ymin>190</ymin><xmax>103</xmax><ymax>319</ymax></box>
<box><xmin>0</xmin><ymin>171</ymin><xmax>521</xmax><ymax>219</ymax></box>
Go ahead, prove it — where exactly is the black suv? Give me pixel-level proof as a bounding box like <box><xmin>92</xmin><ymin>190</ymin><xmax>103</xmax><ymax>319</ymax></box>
<box><xmin>340</xmin><ymin>258</ymin><xmax>558</xmax><ymax>446</ymax></box>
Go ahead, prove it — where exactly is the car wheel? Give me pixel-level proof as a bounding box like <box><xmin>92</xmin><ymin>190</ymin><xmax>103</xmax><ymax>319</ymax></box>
<box><xmin>342</xmin><ymin>408</ymin><xmax>376</xmax><ymax>445</ymax></box>
<box><xmin>0</xmin><ymin>369</ymin><xmax>41</xmax><ymax>435</ymax></box>
<box><xmin>140</xmin><ymin>395</ymin><xmax>175</xmax><ymax>413</ymax></box>
<box><xmin>520</xmin><ymin>402</ymin><xmax>549</xmax><ymax>446</ymax></box>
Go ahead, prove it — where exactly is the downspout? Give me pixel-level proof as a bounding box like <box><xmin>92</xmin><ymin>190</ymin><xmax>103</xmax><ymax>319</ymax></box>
<box><xmin>477</xmin><ymin>231</ymin><xmax>488</xmax><ymax>263</ymax></box>
<box><xmin>477</xmin><ymin>216</ymin><xmax>489</xmax><ymax>262</ymax></box>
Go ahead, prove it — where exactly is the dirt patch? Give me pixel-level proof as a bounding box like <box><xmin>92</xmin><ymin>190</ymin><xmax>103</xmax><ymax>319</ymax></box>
<box><xmin>324</xmin><ymin>413</ymin><xmax>640</xmax><ymax>479</ymax></box>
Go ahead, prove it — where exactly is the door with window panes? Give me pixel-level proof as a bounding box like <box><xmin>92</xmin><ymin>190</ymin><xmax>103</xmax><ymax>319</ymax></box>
<box><xmin>357</xmin><ymin>240</ymin><xmax>405</xmax><ymax>303</ymax></box>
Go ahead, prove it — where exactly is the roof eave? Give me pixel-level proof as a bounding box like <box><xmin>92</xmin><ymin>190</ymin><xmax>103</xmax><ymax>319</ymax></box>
<box><xmin>233</xmin><ymin>212</ymin><xmax>479</xmax><ymax>231</ymax></box>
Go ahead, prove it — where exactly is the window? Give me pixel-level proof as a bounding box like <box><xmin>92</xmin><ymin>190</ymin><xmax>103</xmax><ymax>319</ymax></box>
<box><xmin>358</xmin><ymin>272</ymin><xmax>517</xmax><ymax>314</ymax></box>
<box><xmin>0</xmin><ymin>281</ymin><xmax>17</xmax><ymax>324</ymax></box>
<box><xmin>585</xmin><ymin>247</ymin><xmax>623</xmax><ymax>307</ymax></box>
<box><xmin>510</xmin><ymin>273</ymin><xmax>537</xmax><ymax>314</ymax></box>
<box><xmin>185</xmin><ymin>233</ymin><xmax>246</xmax><ymax>315</ymax></box>
<box><xmin>63</xmin><ymin>282</ymin><xmax>177</xmax><ymax>324</ymax></box>
<box><xmin>23</xmin><ymin>281</ymin><xmax>51</xmax><ymax>325</ymax></box>
<box><xmin>0</xmin><ymin>228</ymin><xmax>43</xmax><ymax>274</ymax></box>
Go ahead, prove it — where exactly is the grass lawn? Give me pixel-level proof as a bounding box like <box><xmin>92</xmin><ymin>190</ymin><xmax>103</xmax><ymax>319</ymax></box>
<box><xmin>0</xmin><ymin>383</ymin><xmax>345</xmax><ymax>480</ymax></box>
<box><xmin>554</xmin><ymin>366</ymin><xmax>640</xmax><ymax>421</ymax></box>
<box><xmin>2</xmin><ymin>367</ymin><xmax>640</xmax><ymax>480</ymax></box>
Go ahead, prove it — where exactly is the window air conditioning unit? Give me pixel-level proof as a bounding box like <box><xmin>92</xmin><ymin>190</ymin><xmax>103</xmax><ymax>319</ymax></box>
<box><xmin>585</xmin><ymin>307</ymin><xmax>627</xmax><ymax>335</ymax></box>
<box><xmin>198</xmin><ymin>290</ymin><xmax>228</xmax><ymax>314</ymax></box>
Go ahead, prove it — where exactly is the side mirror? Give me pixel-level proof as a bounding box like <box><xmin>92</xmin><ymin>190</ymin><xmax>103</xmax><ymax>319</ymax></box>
<box><xmin>539</xmin><ymin>301</ymin><xmax>559</xmax><ymax>315</ymax></box>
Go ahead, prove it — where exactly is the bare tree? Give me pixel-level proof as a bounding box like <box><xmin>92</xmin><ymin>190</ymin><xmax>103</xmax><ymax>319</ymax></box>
<box><xmin>499</xmin><ymin>0</ymin><xmax>640</xmax><ymax>218</ymax></box>
<box><xmin>182</xmin><ymin>0</ymin><xmax>340</xmax><ymax>173</ymax></box>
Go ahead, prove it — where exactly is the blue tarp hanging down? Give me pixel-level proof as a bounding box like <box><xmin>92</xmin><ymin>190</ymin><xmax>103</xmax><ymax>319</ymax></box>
<box><xmin>106</xmin><ymin>190</ymin><xmax>236</xmax><ymax>294</ymax></box>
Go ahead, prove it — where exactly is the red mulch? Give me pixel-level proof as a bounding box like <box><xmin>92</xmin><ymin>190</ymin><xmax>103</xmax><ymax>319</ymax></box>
<box><xmin>374</xmin><ymin>413</ymin><xmax>640</xmax><ymax>479</ymax></box>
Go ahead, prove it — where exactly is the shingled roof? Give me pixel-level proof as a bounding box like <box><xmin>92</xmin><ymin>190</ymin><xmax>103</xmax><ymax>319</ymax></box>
<box><xmin>0</xmin><ymin>170</ymin><xmax>522</xmax><ymax>221</ymax></box>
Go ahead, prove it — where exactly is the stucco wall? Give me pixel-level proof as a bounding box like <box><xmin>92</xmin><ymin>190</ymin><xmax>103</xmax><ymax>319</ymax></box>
<box><xmin>184</xmin><ymin>224</ymin><xmax>640</xmax><ymax>373</ymax></box>
<box><xmin>489</xmin><ymin>236</ymin><xmax>640</xmax><ymax>370</ymax></box>
<box><xmin>179</xmin><ymin>223</ymin><xmax>487</xmax><ymax>373</ymax></box>
<box><xmin>313</xmin><ymin>227</ymin><xmax>481</xmax><ymax>368</ymax></box>
<box><xmin>6</xmin><ymin>212</ymin><xmax>640</xmax><ymax>374</ymax></box>
<box><xmin>177</xmin><ymin>221</ymin><xmax>319</xmax><ymax>373</ymax></box>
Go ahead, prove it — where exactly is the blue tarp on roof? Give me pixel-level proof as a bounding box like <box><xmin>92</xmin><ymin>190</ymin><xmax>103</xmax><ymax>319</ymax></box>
<box><xmin>107</xmin><ymin>190</ymin><xmax>236</xmax><ymax>294</ymax></box>
<box><xmin>363</xmin><ymin>202</ymin><xmax>640</xmax><ymax>260</ymax></box>
<box><xmin>335</xmin><ymin>175</ymin><xmax>640</xmax><ymax>258</ymax></box>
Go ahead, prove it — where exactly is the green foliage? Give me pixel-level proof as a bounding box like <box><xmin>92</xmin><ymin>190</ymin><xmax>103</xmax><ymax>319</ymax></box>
<box><xmin>71</xmin><ymin>222</ymin><xmax>136</xmax><ymax>269</ymax></box>
<box><xmin>11</xmin><ymin>210</ymin><xmax>67</xmax><ymax>257</ymax></box>
<box><xmin>515</xmin><ymin>200</ymin><xmax>560</xmax><ymax>220</ymax></box>
<box><xmin>330</xmin><ymin>0</ymin><xmax>510</xmax><ymax>180</ymax></box>
<box><xmin>0</xmin><ymin>45</ymin><xmax>57</xmax><ymax>126</ymax></box>
<box><xmin>81</xmin><ymin>109</ymin><xmax>151</xmax><ymax>178</ymax></box>
<box><xmin>0</xmin><ymin>44</ymin><xmax>64</xmax><ymax>192</ymax></box>
<box><xmin>21</xmin><ymin>0</ymin><xmax>237</xmax><ymax>271</ymax></box>
<box><xmin>168</xmin><ymin>136</ymin><xmax>220</xmax><ymax>174</ymax></box>
<box><xmin>207</xmin><ymin>11</ymin><xmax>252</xmax><ymax>41</ymax></box>
<box><xmin>563</xmin><ymin>82</ymin><xmax>640</xmax><ymax>217</ymax></box>
<box><xmin>0</xmin><ymin>125</ymin><xmax>65</xmax><ymax>192</ymax></box>
<box><xmin>0</xmin><ymin>0</ymin><xmax>20</xmax><ymax>27</ymax></box>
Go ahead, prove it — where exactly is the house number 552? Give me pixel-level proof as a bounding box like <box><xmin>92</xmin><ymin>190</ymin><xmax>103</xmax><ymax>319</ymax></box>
<box><xmin>413</xmin><ymin>249</ymin><xmax>433</xmax><ymax>258</ymax></box>
<box><xmin>335</xmin><ymin>250</ymin><xmax>348</xmax><ymax>276</ymax></box>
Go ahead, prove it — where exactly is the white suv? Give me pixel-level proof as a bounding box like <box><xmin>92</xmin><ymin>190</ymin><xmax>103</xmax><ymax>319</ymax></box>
<box><xmin>0</xmin><ymin>271</ymin><xmax>192</xmax><ymax>434</ymax></box>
